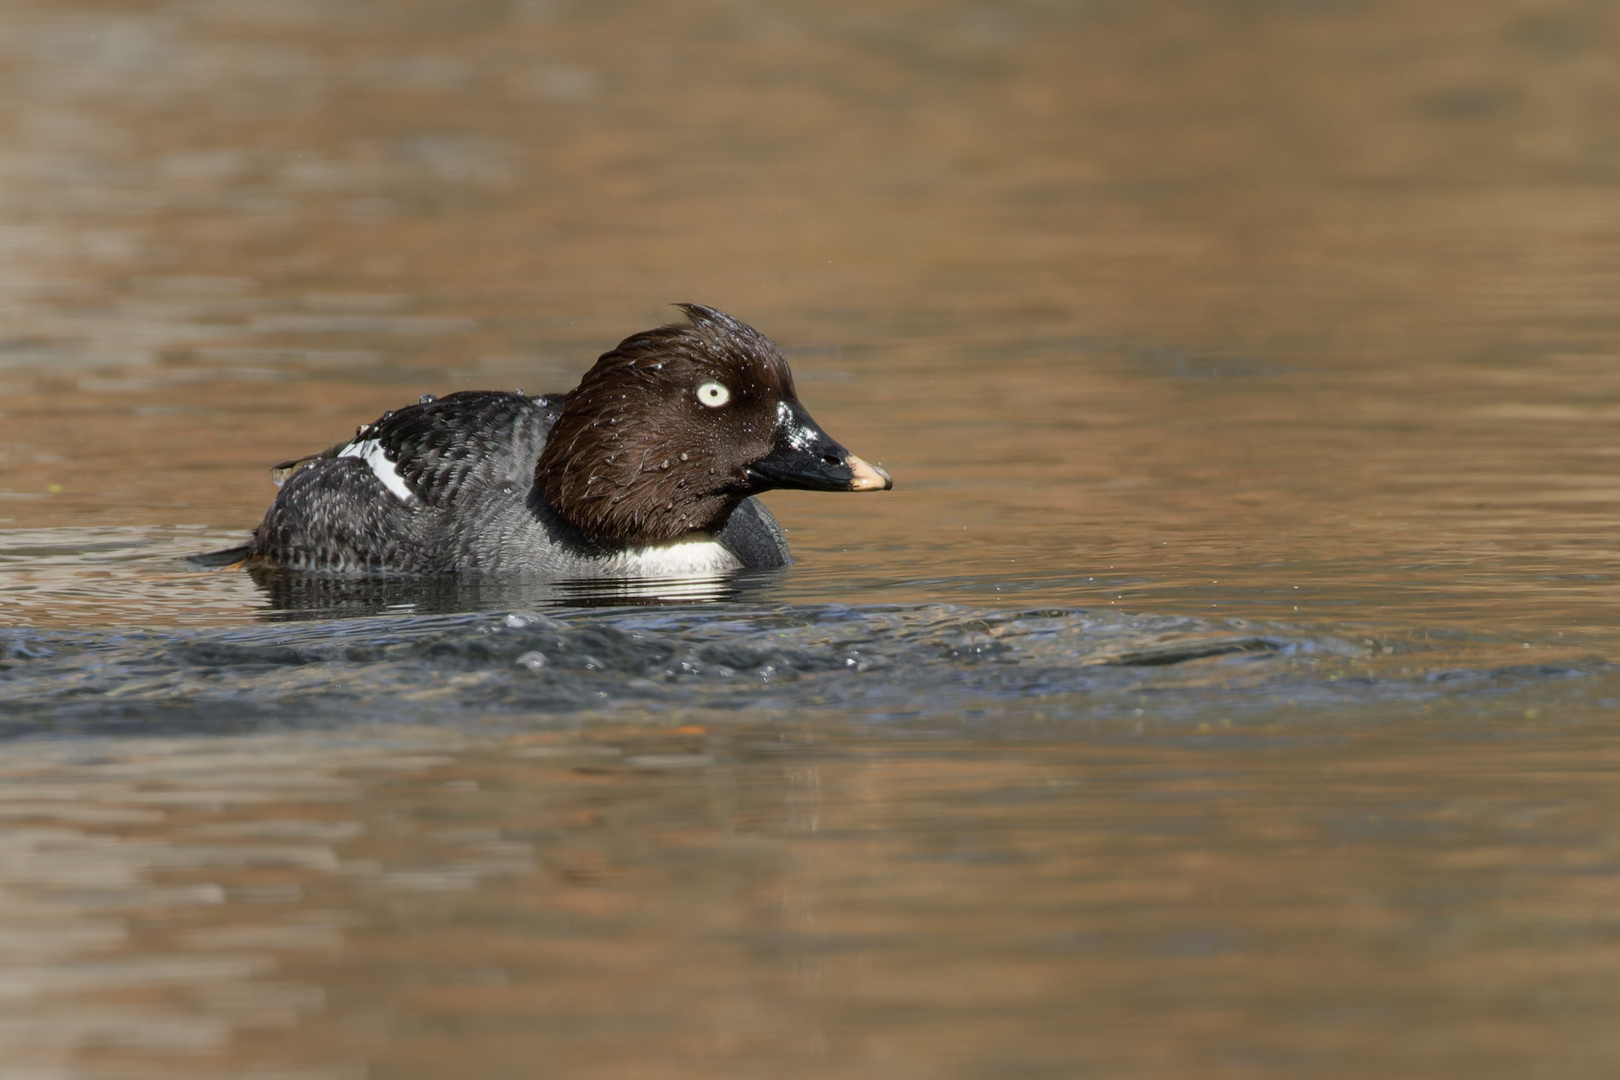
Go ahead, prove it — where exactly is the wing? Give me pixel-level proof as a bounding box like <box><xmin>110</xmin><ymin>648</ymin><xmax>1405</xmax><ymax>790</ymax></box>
<box><xmin>252</xmin><ymin>455</ymin><xmax>424</xmax><ymax>571</ymax></box>
<box><xmin>252</xmin><ymin>391</ymin><xmax>565</xmax><ymax>571</ymax></box>
<box><xmin>274</xmin><ymin>392</ymin><xmax>565</xmax><ymax>509</ymax></box>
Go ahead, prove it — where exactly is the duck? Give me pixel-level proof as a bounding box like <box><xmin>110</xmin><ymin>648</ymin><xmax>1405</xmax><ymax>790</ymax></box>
<box><xmin>235</xmin><ymin>304</ymin><xmax>892</xmax><ymax>577</ymax></box>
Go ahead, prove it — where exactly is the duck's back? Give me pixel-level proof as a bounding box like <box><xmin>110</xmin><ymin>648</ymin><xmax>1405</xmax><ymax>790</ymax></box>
<box><xmin>248</xmin><ymin>391</ymin><xmax>788</xmax><ymax>576</ymax></box>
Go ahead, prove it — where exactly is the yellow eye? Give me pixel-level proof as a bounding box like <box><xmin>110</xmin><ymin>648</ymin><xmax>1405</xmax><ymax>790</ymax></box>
<box><xmin>696</xmin><ymin>381</ymin><xmax>731</xmax><ymax>408</ymax></box>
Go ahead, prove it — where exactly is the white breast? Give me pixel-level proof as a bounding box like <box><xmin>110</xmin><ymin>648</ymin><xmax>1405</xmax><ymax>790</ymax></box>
<box><xmin>594</xmin><ymin>539</ymin><xmax>742</xmax><ymax>578</ymax></box>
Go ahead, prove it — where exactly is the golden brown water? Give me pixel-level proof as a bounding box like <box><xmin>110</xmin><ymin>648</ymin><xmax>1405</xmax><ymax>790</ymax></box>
<box><xmin>3</xmin><ymin>0</ymin><xmax>1620</xmax><ymax>1075</ymax></box>
<box><xmin>10</xmin><ymin>714</ymin><xmax>1620</xmax><ymax>1080</ymax></box>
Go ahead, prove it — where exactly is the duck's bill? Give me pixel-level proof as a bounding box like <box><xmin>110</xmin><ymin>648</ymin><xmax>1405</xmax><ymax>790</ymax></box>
<box><xmin>745</xmin><ymin>404</ymin><xmax>894</xmax><ymax>494</ymax></box>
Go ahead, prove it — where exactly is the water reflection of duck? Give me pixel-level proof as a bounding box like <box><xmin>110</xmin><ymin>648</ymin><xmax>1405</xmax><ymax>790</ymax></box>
<box><xmin>218</xmin><ymin>305</ymin><xmax>891</xmax><ymax>578</ymax></box>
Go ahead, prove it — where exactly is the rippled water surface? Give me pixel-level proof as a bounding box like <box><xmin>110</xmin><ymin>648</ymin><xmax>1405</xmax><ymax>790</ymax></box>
<box><xmin>4</xmin><ymin>0</ymin><xmax>1620</xmax><ymax>1076</ymax></box>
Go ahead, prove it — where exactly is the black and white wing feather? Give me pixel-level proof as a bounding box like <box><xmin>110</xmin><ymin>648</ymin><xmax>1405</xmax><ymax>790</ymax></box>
<box><xmin>336</xmin><ymin>392</ymin><xmax>563</xmax><ymax>508</ymax></box>
<box><xmin>251</xmin><ymin>392</ymin><xmax>564</xmax><ymax>571</ymax></box>
<box><xmin>269</xmin><ymin>393</ymin><xmax>563</xmax><ymax>503</ymax></box>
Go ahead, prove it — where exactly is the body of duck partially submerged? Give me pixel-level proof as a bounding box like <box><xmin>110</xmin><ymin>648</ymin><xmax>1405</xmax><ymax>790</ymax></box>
<box><xmin>232</xmin><ymin>304</ymin><xmax>892</xmax><ymax>577</ymax></box>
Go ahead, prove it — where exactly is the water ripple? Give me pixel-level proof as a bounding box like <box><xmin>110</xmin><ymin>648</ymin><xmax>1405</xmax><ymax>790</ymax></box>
<box><xmin>1</xmin><ymin>601</ymin><xmax>1589</xmax><ymax>737</ymax></box>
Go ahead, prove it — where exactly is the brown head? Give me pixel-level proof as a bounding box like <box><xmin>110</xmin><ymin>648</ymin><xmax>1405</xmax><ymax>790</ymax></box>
<box><xmin>536</xmin><ymin>304</ymin><xmax>891</xmax><ymax>546</ymax></box>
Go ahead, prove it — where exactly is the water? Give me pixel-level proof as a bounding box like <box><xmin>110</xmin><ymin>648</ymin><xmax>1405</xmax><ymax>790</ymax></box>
<box><xmin>3</xmin><ymin>0</ymin><xmax>1620</xmax><ymax>1075</ymax></box>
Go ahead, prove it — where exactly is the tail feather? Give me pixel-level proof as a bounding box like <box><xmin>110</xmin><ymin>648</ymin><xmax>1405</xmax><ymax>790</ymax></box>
<box><xmin>188</xmin><ymin>543</ymin><xmax>255</xmax><ymax>570</ymax></box>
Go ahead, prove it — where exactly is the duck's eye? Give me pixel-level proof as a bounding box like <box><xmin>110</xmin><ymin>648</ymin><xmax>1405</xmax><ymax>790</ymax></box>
<box><xmin>696</xmin><ymin>381</ymin><xmax>731</xmax><ymax>408</ymax></box>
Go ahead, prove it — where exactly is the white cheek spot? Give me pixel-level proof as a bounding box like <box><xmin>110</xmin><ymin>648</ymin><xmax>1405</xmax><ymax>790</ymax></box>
<box><xmin>339</xmin><ymin>439</ymin><xmax>414</xmax><ymax>503</ymax></box>
<box><xmin>696</xmin><ymin>380</ymin><xmax>731</xmax><ymax>408</ymax></box>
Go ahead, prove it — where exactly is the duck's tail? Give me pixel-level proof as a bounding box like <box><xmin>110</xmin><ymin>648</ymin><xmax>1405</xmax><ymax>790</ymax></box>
<box><xmin>187</xmin><ymin>543</ymin><xmax>255</xmax><ymax>570</ymax></box>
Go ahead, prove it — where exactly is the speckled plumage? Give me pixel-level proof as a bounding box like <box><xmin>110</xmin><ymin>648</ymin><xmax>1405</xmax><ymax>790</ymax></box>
<box><xmin>239</xmin><ymin>306</ymin><xmax>888</xmax><ymax>578</ymax></box>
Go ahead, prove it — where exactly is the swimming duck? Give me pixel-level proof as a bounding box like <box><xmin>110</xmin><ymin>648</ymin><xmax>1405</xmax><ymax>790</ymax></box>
<box><xmin>239</xmin><ymin>304</ymin><xmax>892</xmax><ymax>576</ymax></box>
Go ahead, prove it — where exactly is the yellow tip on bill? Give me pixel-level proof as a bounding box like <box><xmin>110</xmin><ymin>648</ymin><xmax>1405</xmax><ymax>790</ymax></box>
<box><xmin>846</xmin><ymin>455</ymin><xmax>893</xmax><ymax>491</ymax></box>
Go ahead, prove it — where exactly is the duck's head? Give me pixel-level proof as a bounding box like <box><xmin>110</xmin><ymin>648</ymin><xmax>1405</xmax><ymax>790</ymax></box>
<box><xmin>536</xmin><ymin>304</ymin><xmax>892</xmax><ymax>546</ymax></box>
